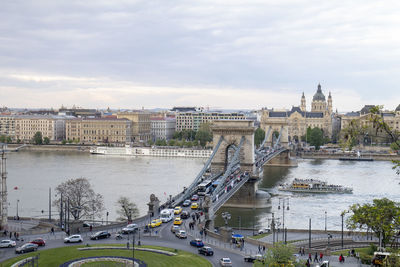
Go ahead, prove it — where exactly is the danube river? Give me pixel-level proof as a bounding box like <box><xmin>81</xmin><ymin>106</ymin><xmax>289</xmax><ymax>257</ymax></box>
<box><xmin>6</xmin><ymin>151</ymin><xmax>400</xmax><ymax>230</ymax></box>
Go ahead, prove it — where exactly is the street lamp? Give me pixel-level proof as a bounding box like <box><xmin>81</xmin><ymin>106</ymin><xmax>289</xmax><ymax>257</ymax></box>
<box><xmin>324</xmin><ymin>211</ymin><xmax>327</xmax><ymax>232</ymax></box>
<box><xmin>341</xmin><ymin>210</ymin><xmax>349</xmax><ymax>249</ymax></box>
<box><xmin>16</xmin><ymin>199</ymin><xmax>19</xmax><ymax>218</ymax></box>
<box><xmin>278</xmin><ymin>197</ymin><xmax>290</xmax><ymax>243</ymax></box>
<box><xmin>221</xmin><ymin>212</ymin><xmax>231</xmax><ymax>227</ymax></box>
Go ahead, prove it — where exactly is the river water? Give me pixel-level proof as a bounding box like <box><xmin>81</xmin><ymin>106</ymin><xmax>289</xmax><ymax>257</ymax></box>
<box><xmin>5</xmin><ymin>151</ymin><xmax>400</xmax><ymax>230</ymax></box>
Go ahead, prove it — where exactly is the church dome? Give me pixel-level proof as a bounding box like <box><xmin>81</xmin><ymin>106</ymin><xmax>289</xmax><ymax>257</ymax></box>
<box><xmin>313</xmin><ymin>84</ymin><xmax>326</xmax><ymax>101</ymax></box>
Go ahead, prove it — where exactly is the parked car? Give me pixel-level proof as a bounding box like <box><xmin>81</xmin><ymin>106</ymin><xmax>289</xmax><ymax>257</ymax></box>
<box><xmin>174</xmin><ymin>217</ymin><xmax>183</xmax><ymax>225</ymax></box>
<box><xmin>190</xmin><ymin>238</ymin><xmax>204</xmax><ymax>247</ymax></box>
<box><xmin>90</xmin><ymin>231</ymin><xmax>111</xmax><ymax>240</ymax></box>
<box><xmin>244</xmin><ymin>254</ymin><xmax>264</xmax><ymax>263</ymax></box>
<box><xmin>170</xmin><ymin>225</ymin><xmax>180</xmax><ymax>233</ymax></box>
<box><xmin>219</xmin><ymin>257</ymin><xmax>232</xmax><ymax>266</ymax></box>
<box><xmin>191</xmin><ymin>202</ymin><xmax>199</xmax><ymax>210</ymax></box>
<box><xmin>30</xmin><ymin>238</ymin><xmax>45</xmax><ymax>246</ymax></box>
<box><xmin>174</xmin><ymin>206</ymin><xmax>182</xmax><ymax>215</ymax></box>
<box><xmin>15</xmin><ymin>243</ymin><xmax>38</xmax><ymax>254</ymax></box>
<box><xmin>0</xmin><ymin>240</ymin><xmax>16</xmax><ymax>248</ymax></box>
<box><xmin>122</xmin><ymin>223</ymin><xmax>138</xmax><ymax>234</ymax></box>
<box><xmin>180</xmin><ymin>211</ymin><xmax>190</xmax><ymax>219</ymax></box>
<box><xmin>191</xmin><ymin>194</ymin><xmax>199</xmax><ymax>201</ymax></box>
<box><xmin>182</xmin><ymin>199</ymin><xmax>191</xmax><ymax>207</ymax></box>
<box><xmin>64</xmin><ymin>235</ymin><xmax>83</xmax><ymax>243</ymax></box>
<box><xmin>258</xmin><ymin>228</ymin><xmax>270</xmax><ymax>234</ymax></box>
<box><xmin>175</xmin><ymin>230</ymin><xmax>187</xmax><ymax>239</ymax></box>
<box><xmin>198</xmin><ymin>246</ymin><xmax>214</xmax><ymax>256</ymax></box>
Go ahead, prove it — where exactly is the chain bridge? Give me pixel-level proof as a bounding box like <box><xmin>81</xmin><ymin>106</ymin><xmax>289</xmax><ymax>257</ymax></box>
<box><xmin>171</xmin><ymin>120</ymin><xmax>293</xmax><ymax>226</ymax></box>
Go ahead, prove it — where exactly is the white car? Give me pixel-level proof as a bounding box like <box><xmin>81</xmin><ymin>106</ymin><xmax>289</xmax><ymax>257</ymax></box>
<box><xmin>122</xmin><ymin>223</ymin><xmax>138</xmax><ymax>234</ymax></box>
<box><xmin>0</xmin><ymin>239</ymin><xmax>16</xmax><ymax>248</ymax></box>
<box><xmin>220</xmin><ymin>257</ymin><xmax>232</xmax><ymax>266</ymax></box>
<box><xmin>64</xmin><ymin>234</ymin><xmax>83</xmax><ymax>243</ymax></box>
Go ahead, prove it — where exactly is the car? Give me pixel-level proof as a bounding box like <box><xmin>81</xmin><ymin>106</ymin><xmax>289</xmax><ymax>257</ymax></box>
<box><xmin>180</xmin><ymin>211</ymin><xmax>190</xmax><ymax>219</ymax></box>
<box><xmin>191</xmin><ymin>202</ymin><xmax>198</xmax><ymax>209</ymax></box>
<box><xmin>30</xmin><ymin>238</ymin><xmax>45</xmax><ymax>246</ymax></box>
<box><xmin>198</xmin><ymin>246</ymin><xmax>214</xmax><ymax>256</ymax></box>
<box><xmin>170</xmin><ymin>225</ymin><xmax>180</xmax><ymax>233</ymax></box>
<box><xmin>174</xmin><ymin>217</ymin><xmax>183</xmax><ymax>225</ymax></box>
<box><xmin>174</xmin><ymin>206</ymin><xmax>182</xmax><ymax>215</ymax></box>
<box><xmin>258</xmin><ymin>228</ymin><xmax>271</xmax><ymax>234</ymax></box>
<box><xmin>90</xmin><ymin>231</ymin><xmax>111</xmax><ymax>240</ymax></box>
<box><xmin>15</xmin><ymin>243</ymin><xmax>38</xmax><ymax>254</ymax></box>
<box><xmin>64</xmin><ymin>234</ymin><xmax>83</xmax><ymax>243</ymax></box>
<box><xmin>148</xmin><ymin>218</ymin><xmax>162</xmax><ymax>228</ymax></box>
<box><xmin>122</xmin><ymin>223</ymin><xmax>138</xmax><ymax>234</ymax></box>
<box><xmin>191</xmin><ymin>194</ymin><xmax>199</xmax><ymax>201</ymax></box>
<box><xmin>244</xmin><ymin>254</ymin><xmax>264</xmax><ymax>263</ymax></box>
<box><xmin>175</xmin><ymin>230</ymin><xmax>187</xmax><ymax>239</ymax></box>
<box><xmin>182</xmin><ymin>199</ymin><xmax>191</xmax><ymax>207</ymax></box>
<box><xmin>0</xmin><ymin>239</ymin><xmax>16</xmax><ymax>248</ymax></box>
<box><xmin>190</xmin><ymin>238</ymin><xmax>204</xmax><ymax>247</ymax></box>
<box><xmin>219</xmin><ymin>257</ymin><xmax>232</xmax><ymax>266</ymax></box>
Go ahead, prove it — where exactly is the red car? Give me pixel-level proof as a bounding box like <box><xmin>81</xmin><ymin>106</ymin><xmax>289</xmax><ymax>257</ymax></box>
<box><xmin>30</xmin><ymin>238</ymin><xmax>45</xmax><ymax>246</ymax></box>
<box><xmin>191</xmin><ymin>194</ymin><xmax>199</xmax><ymax>201</ymax></box>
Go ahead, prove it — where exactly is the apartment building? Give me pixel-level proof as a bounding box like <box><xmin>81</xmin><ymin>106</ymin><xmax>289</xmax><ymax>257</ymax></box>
<box><xmin>66</xmin><ymin>118</ymin><xmax>132</xmax><ymax>144</ymax></box>
<box><xmin>14</xmin><ymin>115</ymin><xmax>66</xmax><ymax>141</ymax></box>
<box><xmin>175</xmin><ymin>112</ymin><xmax>246</xmax><ymax>131</ymax></box>
<box><xmin>117</xmin><ymin>111</ymin><xmax>151</xmax><ymax>142</ymax></box>
<box><xmin>151</xmin><ymin>117</ymin><xmax>176</xmax><ymax>141</ymax></box>
<box><xmin>0</xmin><ymin>116</ymin><xmax>16</xmax><ymax>138</ymax></box>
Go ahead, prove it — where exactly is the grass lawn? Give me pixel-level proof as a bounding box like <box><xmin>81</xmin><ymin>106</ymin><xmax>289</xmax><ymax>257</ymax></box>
<box><xmin>331</xmin><ymin>247</ymin><xmax>370</xmax><ymax>256</ymax></box>
<box><xmin>0</xmin><ymin>245</ymin><xmax>212</xmax><ymax>267</ymax></box>
<box><xmin>251</xmin><ymin>233</ymin><xmax>271</xmax><ymax>239</ymax></box>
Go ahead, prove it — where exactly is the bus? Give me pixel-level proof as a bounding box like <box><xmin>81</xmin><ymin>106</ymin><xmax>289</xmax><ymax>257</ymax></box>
<box><xmin>197</xmin><ymin>180</ymin><xmax>213</xmax><ymax>196</ymax></box>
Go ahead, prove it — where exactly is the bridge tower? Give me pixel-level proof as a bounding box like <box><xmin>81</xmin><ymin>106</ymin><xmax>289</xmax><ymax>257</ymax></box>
<box><xmin>210</xmin><ymin>120</ymin><xmax>256</xmax><ymax>176</ymax></box>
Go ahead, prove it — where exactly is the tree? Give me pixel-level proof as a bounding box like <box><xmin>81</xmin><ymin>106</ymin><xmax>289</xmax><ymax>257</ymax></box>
<box><xmin>195</xmin><ymin>123</ymin><xmax>213</xmax><ymax>147</ymax></box>
<box><xmin>33</xmin><ymin>131</ymin><xmax>43</xmax><ymax>145</ymax></box>
<box><xmin>369</xmin><ymin>106</ymin><xmax>400</xmax><ymax>175</ymax></box>
<box><xmin>262</xmin><ymin>242</ymin><xmax>301</xmax><ymax>266</ymax></box>
<box><xmin>340</xmin><ymin>120</ymin><xmax>363</xmax><ymax>151</ymax></box>
<box><xmin>168</xmin><ymin>139</ymin><xmax>176</xmax><ymax>146</ymax></box>
<box><xmin>254</xmin><ymin>128</ymin><xmax>266</xmax><ymax>147</ymax></box>
<box><xmin>43</xmin><ymin>137</ymin><xmax>50</xmax><ymax>145</ymax></box>
<box><xmin>309</xmin><ymin>127</ymin><xmax>324</xmax><ymax>150</ymax></box>
<box><xmin>0</xmin><ymin>135</ymin><xmax>6</xmax><ymax>143</ymax></box>
<box><xmin>6</xmin><ymin>136</ymin><xmax>12</xmax><ymax>143</ymax></box>
<box><xmin>346</xmin><ymin>198</ymin><xmax>400</xmax><ymax>247</ymax></box>
<box><xmin>116</xmin><ymin>196</ymin><xmax>139</xmax><ymax>222</ymax></box>
<box><xmin>61</xmin><ymin>139</ymin><xmax>67</xmax><ymax>145</ymax></box>
<box><xmin>53</xmin><ymin>177</ymin><xmax>105</xmax><ymax>221</ymax></box>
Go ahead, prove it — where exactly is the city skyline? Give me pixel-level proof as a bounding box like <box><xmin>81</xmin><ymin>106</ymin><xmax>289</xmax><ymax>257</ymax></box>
<box><xmin>1</xmin><ymin>1</ymin><xmax>400</xmax><ymax>111</ymax></box>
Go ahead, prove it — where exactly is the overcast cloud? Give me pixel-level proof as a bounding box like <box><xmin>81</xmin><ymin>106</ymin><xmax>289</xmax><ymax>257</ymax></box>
<box><xmin>0</xmin><ymin>0</ymin><xmax>399</xmax><ymax>111</ymax></box>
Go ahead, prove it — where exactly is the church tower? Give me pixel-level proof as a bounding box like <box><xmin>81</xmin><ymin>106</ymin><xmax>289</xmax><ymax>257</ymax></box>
<box><xmin>300</xmin><ymin>92</ymin><xmax>306</xmax><ymax>111</ymax></box>
<box><xmin>311</xmin><ymin>84</ymin><xmax>327</xmax><ymax>112</ymax></box>
<box><xmin>328</xmin><ymin>91</ymin><xmax>332</xmax><ymax>113</ymax></box>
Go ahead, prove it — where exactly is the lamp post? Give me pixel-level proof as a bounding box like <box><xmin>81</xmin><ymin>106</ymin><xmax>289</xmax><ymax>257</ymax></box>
<box><xmin>278</xmin><ymin>197</ymin><xmax>290</xmax><ymax>243</ymax></box>
<box><xmin>106</xmin><ymin>211</ymin><xmax>109</xmax><ymax>225</ymax></box>
<box><xmin>309</xmin><ymin>218</ymin><xmax>311</xmax><ymax>249</ymax></box>
<box><xmin>341</xmin><ymin>211</ymin><xmax>349</xmax><ymax>249</ymax></box>
<box><xmin>325</xmin><ymin>211</ymin><xmax>327</xmax><ymax>232</ymax></box>
<box><xmin>16</xmin><ymin>199</ymin><xmax>19</xmax><ymax>218</ymax></box>
<box><xmin>221</xmin><ymin>212</ymin><xmax>231</xmax><ymax>227</ymax></box>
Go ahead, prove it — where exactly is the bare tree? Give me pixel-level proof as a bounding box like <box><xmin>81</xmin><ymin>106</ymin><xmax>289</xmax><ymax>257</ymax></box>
<box><xmin>53</xmin><ymin>177</ymin><xmax>104</xmax><ymax>221</ymax></box>
<box><xmin>116</xmin><ymin>196</ymin><xmax>139</xmax><ymax>222</ymax></box>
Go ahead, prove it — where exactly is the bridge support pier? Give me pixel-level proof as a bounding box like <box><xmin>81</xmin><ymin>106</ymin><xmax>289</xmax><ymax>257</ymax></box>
<box><xmin>265</xmin><ymin>150</ymin><xmax>297</xmax><ymax>167</ymax></box>
<box><xmin>223</xmin><ymin>178</ymin><xmax>271</xmax><ymax>208</ymax></box>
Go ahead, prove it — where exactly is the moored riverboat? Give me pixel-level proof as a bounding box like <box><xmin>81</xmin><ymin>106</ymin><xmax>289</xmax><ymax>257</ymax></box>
<box><xmin>278</xmin><ymin>178</ymin><xmax>353</xmax><ymax>194</ymax></box>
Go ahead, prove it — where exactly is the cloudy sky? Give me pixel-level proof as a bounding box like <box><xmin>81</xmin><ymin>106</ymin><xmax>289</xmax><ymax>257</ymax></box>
<box><xmin>1</xmin><ymin>0</ymin><xmax>399</xmax><ymax>112</ymax></box>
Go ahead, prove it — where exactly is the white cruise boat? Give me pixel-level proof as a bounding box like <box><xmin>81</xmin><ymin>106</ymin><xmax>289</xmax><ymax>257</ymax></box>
<box><xmin>278</xmin><ymin>178</ymin><xmax>353</xmax><ymax>194</ymax></box>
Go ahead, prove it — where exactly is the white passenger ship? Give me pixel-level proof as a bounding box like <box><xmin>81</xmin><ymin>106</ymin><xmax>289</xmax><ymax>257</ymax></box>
<box><xmin>278</xmin><ymin>178</ymin><xmax>353</xmax><ymax>194</ymax></box>
<box><xmin>90</xmin><ymin>145</ymin><xmax>212</xmax><ymax>158</ymax></box>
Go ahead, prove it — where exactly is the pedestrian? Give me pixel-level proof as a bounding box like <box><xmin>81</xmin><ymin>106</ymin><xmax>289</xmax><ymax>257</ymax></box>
<box><xmin>13</xmin><ymin>232</ymin><xmax>16</xmax><ymax>240</ymax></box>
<box><xmin>319</xmin><ymin>252</ymin><xmax>323</xmax><ymax>262</ymax></box>
<box><xmin>259</xmin><ymin>244</ymin><xmax>261</xmax><ymax>253</ymax></box>
<box><xmin>299</xmin><ymin>247</ymin><xmax>302</xmax><ymax>255</ymax></box>
<box><xmin>308</xmin><ymin>253</ymin><xmax>312</xmax><ymax>262</ymax></box>
<box><xmin>9</xmin><ymin>231</ymin><xmax>12</xmax><ymax>239</ymax></box>
<box><xmin>263</xmin><ymin>245</ymin><xmax>266</xmax><ymax>252</ymax></box>
<box><xmin>204</xmin><ymin>229</ymin><xmax>207</xmax><ymax>238</ymax></box>
<box><xmin>302</xmin><ymin>247</ymin><xmax>305</xmax><ymax>256</ymax></box>
<box><xmin>306</xmin><ymin>259</ymin><xmax>310</xmax><ymax>267</ymax></box>
<box><xmin>67</xmin><ymin>229</ymin><xmax>70</xmax><ymax>236</ymax></box>
<box><xmin>314</xmin><ymin>252</ymin><xmax>318</xmax><ymax>262</ymax></box>
<box><xmin>77</xmin><ymin>227</ymin><xmax>80</xmax><ymax>233</ymax></box>
<box><xmin>51</xmin><ymin>227</ymin><xmax>54</xmax><ymax>235</ymax></box>
<box><xmin>89</xmin><ymin>225</ymin><xmax>92</xmax><ymax>232</ymax></box>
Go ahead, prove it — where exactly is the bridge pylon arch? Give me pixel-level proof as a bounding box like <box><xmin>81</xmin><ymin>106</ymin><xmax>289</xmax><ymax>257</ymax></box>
<box><xmin>211</xmin><ymin>120</ymin><xmax>256</xmax><ymax>176</ymax></box>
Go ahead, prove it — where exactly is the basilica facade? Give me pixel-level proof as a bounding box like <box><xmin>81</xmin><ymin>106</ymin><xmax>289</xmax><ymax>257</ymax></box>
<box><xmin>260</xmin><ymin>84</ymin><xmax>334</xmax><ymax>145</ymax></box>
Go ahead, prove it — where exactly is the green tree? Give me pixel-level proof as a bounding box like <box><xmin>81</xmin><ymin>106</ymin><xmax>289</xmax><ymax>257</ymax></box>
<box><xmin>6</xmin><ymin>136</ymin><xmax>12</xmax><ymax>143</ymax></box>
<box><xmin>53</xmin><ymin>177</ymin><xmax>105</xmax><ymax>221</ymax></box>
<box><xmin>254</xmin><ymin>128</ymin><xmax>266</xmax><ymax>147</ymax></box>
<box><xmin>369</xmin><ymin>106</ymin><xmax>400</xmax><ymax>175</ymax></box>
<box><xmin>168</xmin><ymin>139</ymin><xmax>176</xmax><ymax>146</ymax></box>
<box><xmin>147</xmin><ymin>139</ymin><xmax>154</xmax><ymax>146</ymax></box>
<box><xmin>195</xmin><ymin>123</ymin><xmax>213</xmax><ymax>147</ymax></box>
<box><xmin>43</xmin><ymin>137</ymin><xmax>50</xmax><ymax>145</ymax></box>
<box><xmin>309</xmin><ymin>127</ymin><xmax>324</xmax><ymax>150</ymax></box>
<box><xmin>61</xmin><ymin>139</ymin><xmax>67</xmax><ymax>145</ymax></box>
<box><xmin>262</xmin><ymin>242</ymin><xmax>300</xmax><ymax>266</ymax></box>
<box><xmin>116</xmin><ymin>196</ymin><xmax>139</xmax><ymax>222</ymax></box>
<box><xmin>0</xmin><ymin>135</ymin><xmax>6</xmax><ymax>143</ymax></box>
<box><xmin>155</xmin><ymin>139</ymin><xmax>167</xmax><ymax>146</ymax></box>
<box><xmin>173</xmin><ymin>131</ymin><xmax>182</xmax><ymax>140</ymax></box>
<box><xmin>346</xmin><ymin>198</ymin><xmax>400</xmax><ymax>247</ymax></box>
<box><xmin>33</xmin><ymin>131</ymin><xmax>43</xmax><ymax>145</ymax></box>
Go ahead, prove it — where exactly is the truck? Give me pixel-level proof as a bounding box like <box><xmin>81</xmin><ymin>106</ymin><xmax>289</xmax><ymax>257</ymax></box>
<box><xmin>160</xmin><ymin>209</ymin><xmax>174</xmax><ymax>223</ymax></box>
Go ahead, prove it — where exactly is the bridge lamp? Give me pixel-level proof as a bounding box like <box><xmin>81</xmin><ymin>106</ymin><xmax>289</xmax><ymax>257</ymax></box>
<box><xmin>221</xmin><ymin>212</ymin><xmax>231</xmax><ymax>227</ymax></box>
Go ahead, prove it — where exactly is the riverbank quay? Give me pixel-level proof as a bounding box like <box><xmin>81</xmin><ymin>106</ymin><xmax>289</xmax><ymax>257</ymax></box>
<box><xmin>299</xmin><ymin>151</ymin><xmax>400</xmax><ymax>161</ymax></box>
<box><xmin>7</xmin><ymin>144</ymin><xmax>91</xmax><ymax>152</ymax></box>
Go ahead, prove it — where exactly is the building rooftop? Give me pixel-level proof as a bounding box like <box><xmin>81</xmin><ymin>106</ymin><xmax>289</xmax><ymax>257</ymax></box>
<box><xmin>312</xmin><ymin>84</ymin><xmax>326</xmax><ymax>101</ymax></box>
